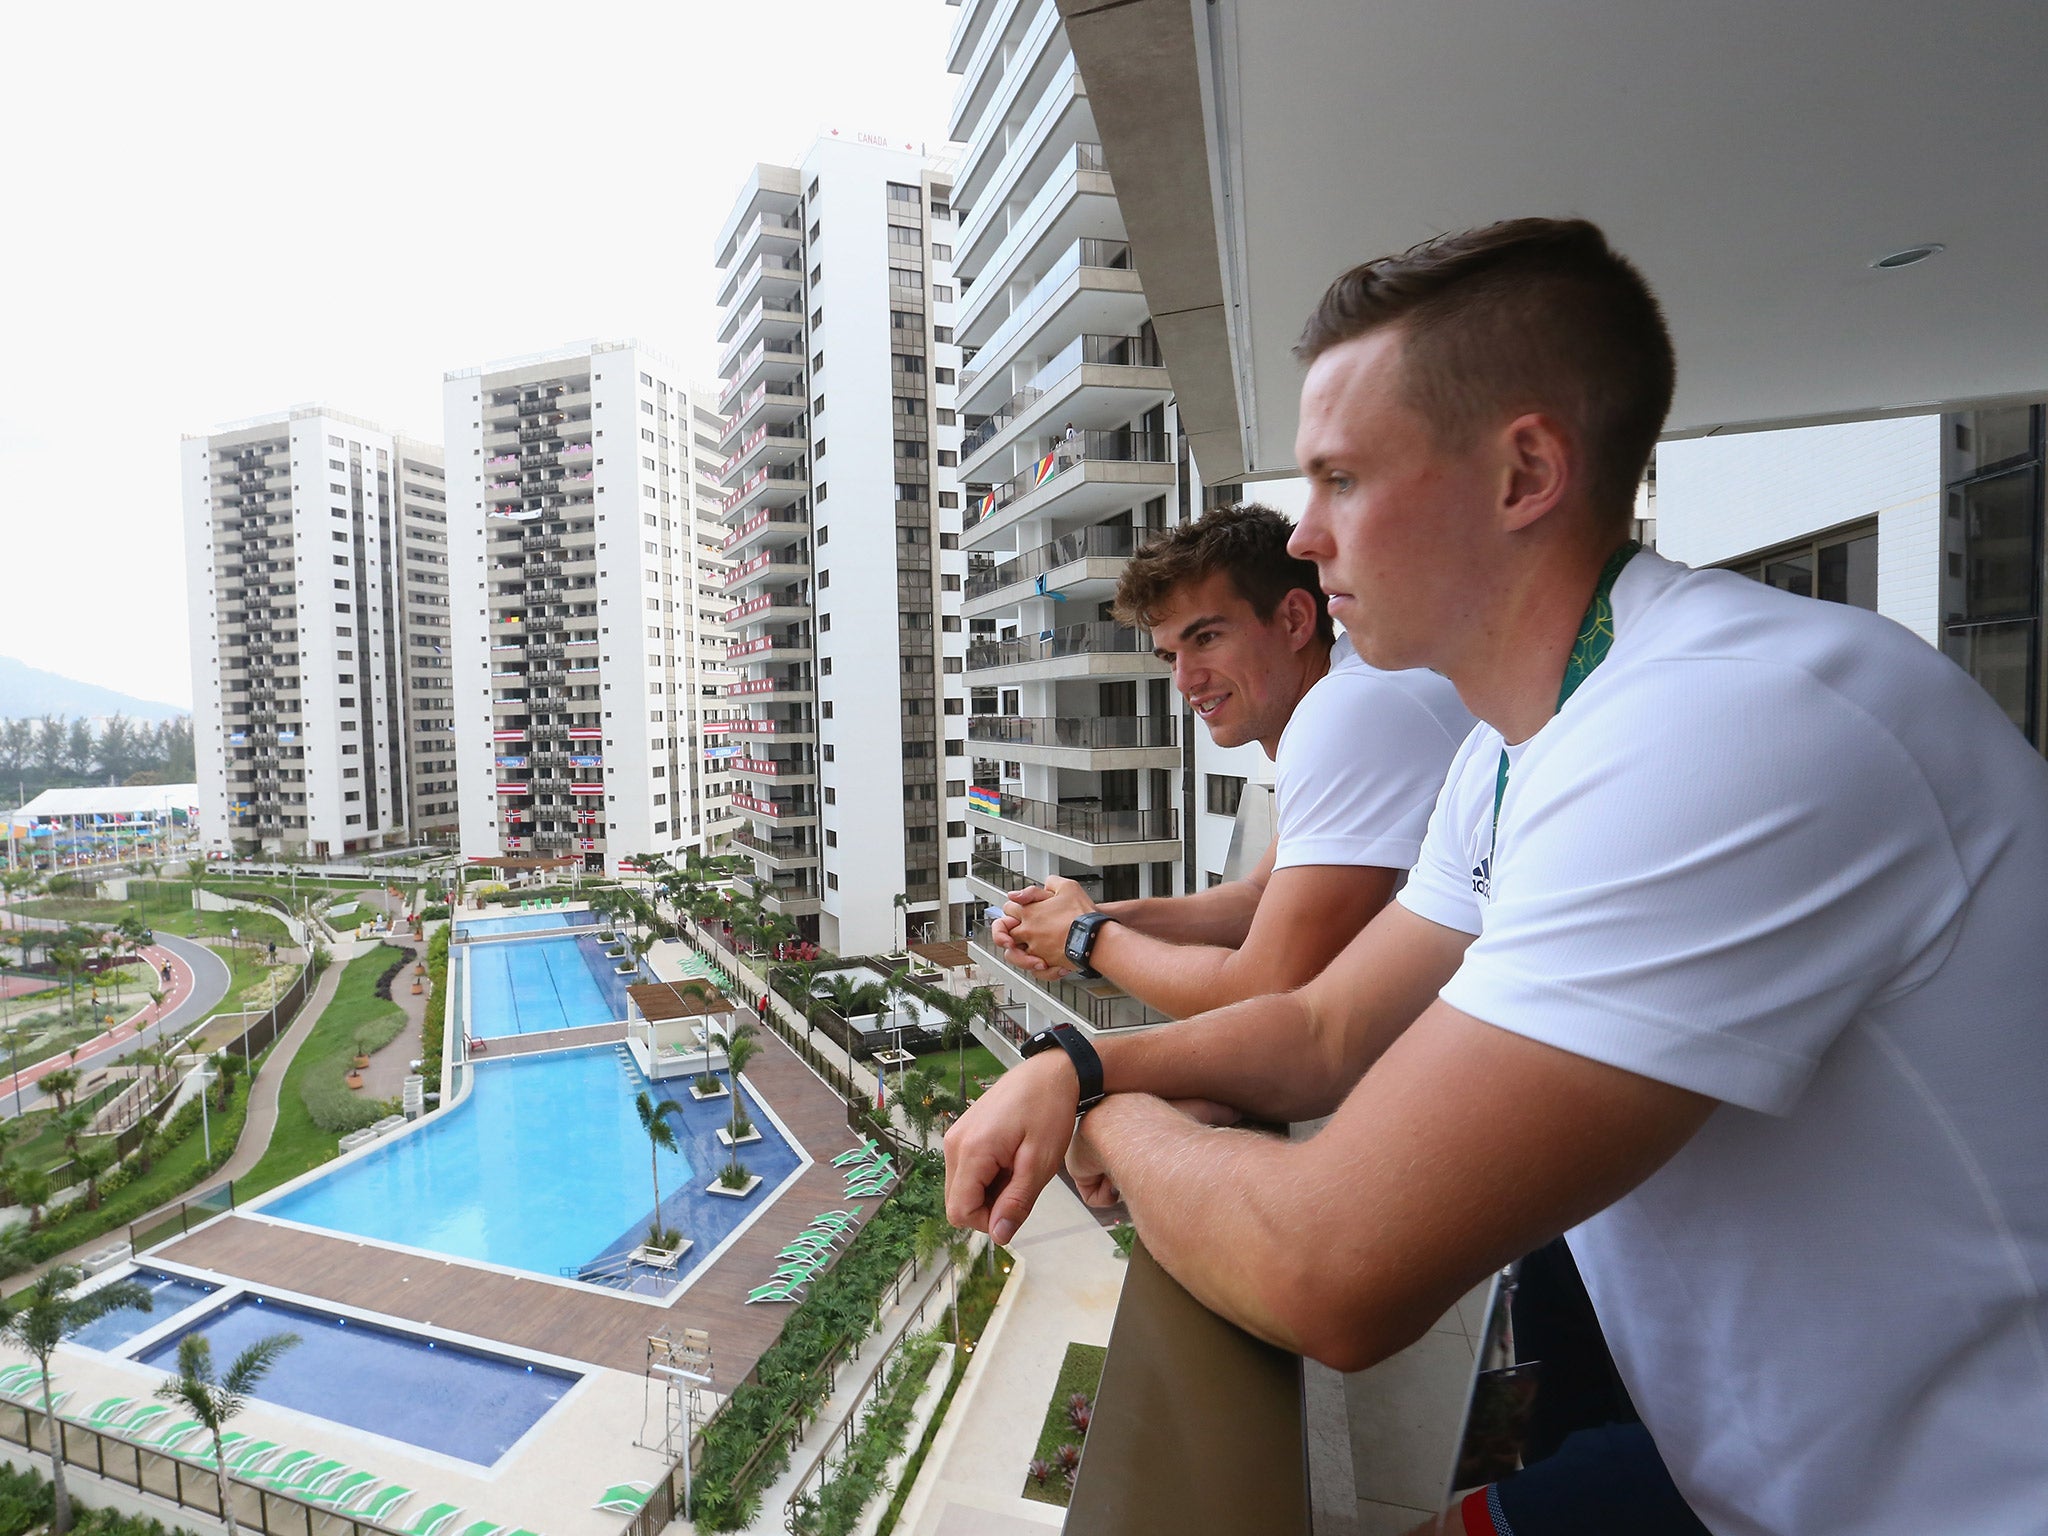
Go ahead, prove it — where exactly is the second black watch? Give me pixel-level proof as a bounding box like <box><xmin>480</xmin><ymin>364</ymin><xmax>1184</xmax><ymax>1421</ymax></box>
<box><xmin>1063</xmin><ymin>910</ymin><xmax>1115</xmax><ymax>979</ymax></box>
<box><xmin>1019</xmin><ymin>1021</ymin><xmax>1106</xmax><ymax>1111</ymax></box>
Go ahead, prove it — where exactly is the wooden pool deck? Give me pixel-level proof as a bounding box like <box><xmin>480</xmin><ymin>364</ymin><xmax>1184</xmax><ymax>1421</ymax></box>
<box><xmin>155</xmin><ymin>1020</ymin><xmax>879</xmax><ymax>1389</ymax></box>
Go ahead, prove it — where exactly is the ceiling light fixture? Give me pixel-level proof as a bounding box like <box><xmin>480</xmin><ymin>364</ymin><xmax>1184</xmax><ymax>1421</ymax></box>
<box><xmin>1871</xmin><ymin>244</ymin><xmax>1946</xmax><ymax>270</ymax></box>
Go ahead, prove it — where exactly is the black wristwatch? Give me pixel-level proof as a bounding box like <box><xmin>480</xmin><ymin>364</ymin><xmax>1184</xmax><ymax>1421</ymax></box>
<box><xmin>1063</xmin><ymin>911</ymin><xmax>1115</xmax><ymax>979</ymax></box>
<box><xmin>1020</xmin><ymin>1021</ymin><xmax>1106</xmax><ymax>1112</ymax></box>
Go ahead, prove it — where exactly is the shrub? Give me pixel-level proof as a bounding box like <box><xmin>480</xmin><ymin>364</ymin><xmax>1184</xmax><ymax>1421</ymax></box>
<box><xmin>419</xmin><ymin>903</ymin><xmax>450</xmax><ymax>921</ymax></box>
<box><xmin>297</xmin><ymin>944</ymin><xmax>408</xmax><ymax>1137</ymax></box>
<box><xmin>420</xmin><ymin>926</ymin><xmax>450</xmax><ymax>1090</ymax></box>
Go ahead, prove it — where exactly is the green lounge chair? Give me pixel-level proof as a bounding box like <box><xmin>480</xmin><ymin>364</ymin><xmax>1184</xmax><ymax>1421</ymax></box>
<box><xmin>830</xmin><ymin>1141</ymin><xmax>880</xmax><ymax>1167</ymax></box>
<box><xmin>84</xmin><ymin>1396</ymin><xmax>136</xmax><ymax>1428</ymax></box>
<box><xmin>130</xmin><ymin>1417</ymin><xmax>203</xmax><ymax>1451</ymax></box>
<box><xmin>245</xmin><ymin>1449</ymin><xmax>315</xmax><ymax>1486</ymax></box>
<box><xmin>746</xmin><ymin>1279</ymin><xmax>803</xmax><ymax>1304</ymax></box>
<box><xmin>114</xmin><ymin>1404</ymin><xmax>172</xmax><ymax>1437</ymax></box>
<box><xmin>176</xmin><ymin>1430</ymin><xmax>253</xmax><ymax>1470</ymax></box>
<box><xmin>0</xmin><ymin>1365</ymin><xmax>37</xmax><ymax>1389</ymax></box>
<box><xmin>396</xmin><ymin>1501</ymin><xmax>464</xmax><ymax>1536</ymax></box>
<box><xmin>593</xmin><ymin>1482</ymin><xmax>653</xmax><ymax>1514</ymax></box>
<box><xmin>845</xmin><ymin>1176</ymin><xmax>894</xmax><ymax>1198</ymax></box>
<box><xmin>304</xmin><ymin>1471</ymin><xmax>381</xmax><ymax>1509</ymax></box>
<box><xmin>351</xmin><ymin>1484</ymin><xmax>415</xmax><ymax>1522</ymax></box>
<box><xmin>268</xmin><ymin>1457</ymin><xmax>347</xmax><ymax>1495</ymax></box>
<box><xmin>228</xmin><ymin>1440</ymin><xmax>284</xmax><ymax>1475</ymax></box>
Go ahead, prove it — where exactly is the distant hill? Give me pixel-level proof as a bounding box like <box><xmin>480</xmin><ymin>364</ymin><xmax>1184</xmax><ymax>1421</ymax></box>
<box><xmin>0</xmin><ymin>656</ymin><xmax>186</xmax><ymax>723</ymax></box>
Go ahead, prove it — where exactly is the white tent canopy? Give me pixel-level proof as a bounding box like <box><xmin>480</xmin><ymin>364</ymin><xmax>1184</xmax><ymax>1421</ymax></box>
<box><xmin>5</xmin><ymin>783</ymin><xmax>198</xmax><ymax>831</ymax></box>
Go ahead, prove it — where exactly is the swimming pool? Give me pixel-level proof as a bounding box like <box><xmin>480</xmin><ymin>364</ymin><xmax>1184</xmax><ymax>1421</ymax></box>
<box><xmin>455</xmin><ymin>911</ymin><xmax>597</xmax><ymax>939</ymax></box>
<box><xmin>132</xmin><ymin>1295</ymin><xmax>577</xmax><ymax>1467</ymax></box>
<box><xmin>464</xmin><ymin>935</ymin><xmax>620</xmax><ymax>1037</ymax></box>
<box><xmin>71</xmin><ymin>1271</ymin><xmax>219</xmax><ymax>1353</ymax></box>
<box><xmin>258</xmin><ymin>1047</ymin><xmax>802</xmax><ymax>1282</ymax></box>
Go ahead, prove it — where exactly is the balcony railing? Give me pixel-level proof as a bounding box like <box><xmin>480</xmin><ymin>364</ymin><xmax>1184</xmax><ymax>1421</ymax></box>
<box><xmin>964</xmin><ymin>429</ymin><xmax>1170</xmax><ymax>530</ymax></box>
<box><xmin>973</xmin><ymin>789</ymin><xmax>1175</xmax><ymax>845</ymax></box>
<box><xmin>972</xmin><ymin>935</ymin><xmax>1174</xmax><ymax>1031</ymax></box>
<box><xmin>967</xmin><ymin>620</ymin><xmax>1152</xmax><ymax>672</ymax></box>
<box><xmin>965</xmin><ymin>523</ymin><xmax>1164</xmax><ymax>601</ymax></box>
<box><xmin>966</xmin><ymin>713</ymin><xmax>1176</xmax><ymax>750</ymax></box>
<box><xmin>958</xmin><ymin>238</ymin><xmax>1135</xmax><ymax>393</ymax></box>
<box><xmin>959</xmin><ymin>331</ymin><xmax>1163</xmax><ymax>459</ymax></box>
<box><xmin>1066</xmin><ymin>1241</ymin><xmax>1310</xmax><ymax>1535</ymax></box>
<box><xmin>969</xmin><ymin>855</ymin><xmax>1033</xmax><ymax>893</ymax></box>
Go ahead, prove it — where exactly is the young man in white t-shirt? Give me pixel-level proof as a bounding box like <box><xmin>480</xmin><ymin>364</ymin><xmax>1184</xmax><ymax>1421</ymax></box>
<box><xmin>991</xmin><ymin>502</ymin><xmax>1472</xmax><ymax>1018</ymax></box>
<box><xmin>943</xmin><ymin>218</ymin><xmax>2048</xmax><ymax>1535</ymax></box>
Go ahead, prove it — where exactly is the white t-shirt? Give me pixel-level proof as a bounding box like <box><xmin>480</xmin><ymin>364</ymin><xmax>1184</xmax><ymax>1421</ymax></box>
<box><xmin>1272</xmin><ymin>634</ymin><xmax>1473</xmax><ymax>872</ymax></box>
<box><xmin>1400</xmin><ymin>550</ymin><xmax>2048</xmax><ymax>1536</ymax></box>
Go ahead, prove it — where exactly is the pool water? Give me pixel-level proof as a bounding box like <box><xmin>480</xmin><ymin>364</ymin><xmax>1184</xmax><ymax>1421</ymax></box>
<box><xmin>465</xmin><ymin>934</ymin><xmax>620</xmax><ymax>1037</ymax></box>
<box><xmin>455</xmin><ymin>912</ymin><xmax>595</xmax><ymax>939</ymax></box>
<box><xmin>260</xmin><ymin>1047</ymin><xmax>802</xmax><ymax>1280</ymax></box>
<box><xmin>133</xmin><ymin>1296</ymin><xmax>576</xmax><ymax>1467</ymax></box>
<box><xmin>71</xmin><ymin>1272</ymin><xmax>219</xmax><ymax>1353</ymax></box>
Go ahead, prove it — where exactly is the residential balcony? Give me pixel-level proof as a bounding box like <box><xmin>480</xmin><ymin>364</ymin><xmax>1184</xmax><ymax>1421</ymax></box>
<box><xmin>957</xmin><ymin>240</ymin><xmax>1148</xmax><ymax>418</ymax></box>
<box><xmin>970</xmin><ymin>789</ymin><xmax>1178</xmax><ymax>863</ymax></box>
<box><xmin>964</xmin><ymin>520</ymin><xmax>1163</xmax><ymax>616</ymax></box>
<box><xmin>725</xmin><ymin>635</ymin><xmax>814</xmax><ymax>665</ymax></box>
<box><xmin>945</xmin><ymin>0</ymin><xmax>1004</xmax><ymax>73</ymax></box>
<box><xmin>720</xmin><ymin>467</ymin><xmax>810</xmax><ymax>524</ymax></box>
<box><xmin>710</xmin><ymin>717</ymin><xmax>817</xmax><ymax>743</ymax></box>
<box><xmin>957</xmin><ymin>143</ymin><xmax>1120</xmax><ymax>340</ymax></box>
<box><xmin>951</xmin><ymin>0</ymin><xmax>1064</xmax><ymax>194</ymax></box>
<box><xmin>722</xmin><ymin>548</ymin><xmax>811</xmax><ymax>594</ymax></box>
<box><xmin>967</xmin><ymin>853</ymin><xmax>1035</xmax><ymax>897</ymax></box>
<box><xmin>968</xmin><ymin>937</ymin><xmax>1173</xmax><ymax>1033</ymax></box>
<box><xmin>717</xmin><ymin>294</ymin><xmax>806</xmax><ymax>367</ymax></box>
<box><xmin>715</xmin><ymin>251</ymin><xmax>805</xmax><ymax>318</ymax></box>
<box><xmin>725</xmin><ymin>675</ymin><xmax>813</xmax><ymax>705</ymax></box>
<box><xmin>721</xmin><ymin>215</ymin><xmax>805</xmax><ymax>298</ymax></box>
<box><xmin>714</xmin><ymin>166</ymin><xmax>801</xmax><ymax>275</ymax></box>
<box><xmin>962</xmin><ymin>429</ymin><xmax>1176</xmax><ymax>548</ymax></box>
<box><xmin>967</xmin><ymin>712</ymin><xmax>1179</xmax><ymax>770</ymax></box>
<box><xmin>730</xmin><ymin>753</ymin><xmax>816</xmax><ymax>785</ymax></box>
<box><xmin>718</xmin><ymin>423</ymin><xmax>808</xmax><ymax>483</ymax></box>
<box><xmin>731</xmin><ymin>831</ymin><xmax>819</xmax><ymax>872</ymax></box>
<box><xmin>958</xmin><ymin>330</ymin><xmax>1169</xmax><ymax>476</ymax></box>
<box><xmin>758</xmin><ymin>883</ymin><xmax>824</xmax><ymax>918</ymax></box>
<box><xmin>967</xmin><ymin>614</ymin><xmax>1161</xmax><ymax>682</ymax></box>
<box><xmin>722</xmin><ymin>339</ymin><xmax>806</xmax><ymax>403</ymax></box>
<box><xmin>719</xmin><ymin>383</ymin><xmax>808</xmax><ymax>448</ymax></box>
<box><xmin>732</xmin><ymin>790</ymin><xmax>818</xmax><ymax>826</ymax></box>
<box><xmin>723</xmin><ymin>589</ymin><xmax>811</xmax><ymax>627</ymax></box>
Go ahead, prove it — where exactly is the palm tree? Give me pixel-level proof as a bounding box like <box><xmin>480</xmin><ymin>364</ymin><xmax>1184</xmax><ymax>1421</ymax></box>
<box><xmin>49</xmin><ymin>947</ymin><xmax>85</xmax><ymax>1026</ymax></box>
<box><xmin>54</xmin><ymin>1108</ymin><xmax>91</xmax><ymax>1156</ymax></box>
<box><xmin>38</xmin><ymin>1068</ymin><xmax>80</xmax><ymax>1113</ymax></box>
<box><xmin>1</xmin><ymin>1266</ymin><xmax>153</xmax><ymax>1532</ymax></box>
<box><xmin>72</xmin><ymin>1142</ymin><xmax>113</xmax><ymax>1210</ymax></box>
<box><xmin>12</xmin><ymin>1168</ymin><xmax>52</xmax><ymax>1230</ymax></box>
<box><xmin>895</xmin><ymin>1064</ymin><xmax>943</xmax><ymax>1149</ymax></box>
<box><xmin>914</xmin><ymin>1212</ymin><xmax>974</xmax><ymax>1348</ymax></box>
<box><xmin>929</xmin><ymin>985</ymin><xmax>1000</xmax><ymax>1106</ymax></box>
<box><xmin>634</xmin><ymin>1089</ymin><xmax>683</xmax><ymax>1249</ymax></box>
<box><xmin>768</xmin><ymin>958</ymin><xmax>820</xmax><ymax>1044</ymax></box>
<box><xmin>155</xmin><ymin>1330</ymin><xmax>300</xmax><ymax>1536</ymax></box>
<box><xmin>722</xmin><ymin>1023</ymin><xmax>761</xmax><ymax>1153</ymax></box>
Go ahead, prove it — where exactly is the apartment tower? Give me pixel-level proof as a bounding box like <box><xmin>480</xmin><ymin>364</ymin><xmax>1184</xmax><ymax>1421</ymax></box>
<box><xmin>444</xmin><ymin>343</ymin><xmax>728</xmax><ymax>875</ymax></box>
<box><xmin>183</xmin><ymin>409</ymin><xmax>445</xmax><ymax>859</ymax></box>
<box><xmin>711</xmin><ymin>137</ymin><xmax>970</xmax><ymax>954</ymax></box>
<box><xmin>946</xmin><ymin>0</ymin><xmax>1208</xmax><ymax>1028</ymax></box>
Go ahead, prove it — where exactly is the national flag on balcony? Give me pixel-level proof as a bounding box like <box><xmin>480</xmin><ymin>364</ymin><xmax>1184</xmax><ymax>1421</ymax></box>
<box><xmin>278</xmin><ymin>730</ymin><xmax>297</xmax><ymax>742</ymax></box>
<box><xmin>579</xmin><ymin>838</ymin><xmax>596</xmax><ymax>850</ymax></box>
<box><xmin>496</xmin><ymin>783</ymin><xmax>529</xmax><ymax>795</ymax></box>
<box><xmin>568</xmin><ymin>755</ymin><xmax>602</xmax><ymax>767</ymax></box>
<box><xmin>569</xmin><ymin>728</ymin><xmax>603</xmax><ymax>740</ymax></box>
<box><xmin>570</xmin><ymin>783</ymin><xmax>606</xmax><ymax>796</ymax></box>
<box><xmin>968</xmin><ymin>786</ymin><xmax>1002</xmax><ymax>817</ymax></box>
<box><xmin>1032</xmin><ymin>448</ymin><xmax>1059</xmax><ymax>487</ymax></box>
<box><xmin>493</xmin><ymin>729</ymin><xmax>525</xmax><ymax>741</ymax></box>
<box><xmin>228</xmin><ymin>732</ymin><xmax>247</xmax><ymax>745</ymax></box>
<box><xmin>977</xmin><ymin>489</ymin><xmax>996</xmax><ymax>522</ymax></box>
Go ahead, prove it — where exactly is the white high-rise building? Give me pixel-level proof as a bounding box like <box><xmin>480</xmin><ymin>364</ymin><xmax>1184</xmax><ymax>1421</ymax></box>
<box><xmin>711</xmin><ymin>137</ymin><xmax>969</xmax><ymax>954</ymax></box>
<box><xmin>183</xmin><ymin>409</ymin><xmax>444</xmax><ymax>859</ymax></box>
<box><xmin>444</xmin><ymin>343</ymin><xmax>730</xmax><ymax>876</ymax></box>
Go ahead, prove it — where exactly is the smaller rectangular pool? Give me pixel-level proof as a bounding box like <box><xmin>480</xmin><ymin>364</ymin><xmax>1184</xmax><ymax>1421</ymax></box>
<box><xmin>454</xmin><ymin>911</ymin><xmax>598</xmax><ymax>939</ymax></box>
<box><xmin>134</xmin><ymin>1296</ymin><xmax>578</xmax><ymax>1467</ymax></box>
<box><xmin>70</xmin><ymin>1272</ymin><xmax>219</xmax><ymax>1354</ymax></box>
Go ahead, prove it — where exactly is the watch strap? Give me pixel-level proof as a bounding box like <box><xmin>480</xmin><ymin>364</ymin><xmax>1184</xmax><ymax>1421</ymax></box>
<box><xmin>1023</xmin><ymin>1022</ymin><xmax>1106</xmax><ymax>1111</ymax></box>
<box><xmin>1065</xmin><ymin>910</ymin><xmax>1114</xmax><ymax>979</ymax></box>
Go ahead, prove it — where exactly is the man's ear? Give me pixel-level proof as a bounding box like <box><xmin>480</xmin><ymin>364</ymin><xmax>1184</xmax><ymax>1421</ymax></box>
<box><xmin>1499</xmin><ymin>411</ymin><xmax>1573</xmax><ymax>533</ymax></box>
<box><xmin>1279</xmin><ymin>587</ymin><xmax>1323</xmax><ymax>651</ymax></box>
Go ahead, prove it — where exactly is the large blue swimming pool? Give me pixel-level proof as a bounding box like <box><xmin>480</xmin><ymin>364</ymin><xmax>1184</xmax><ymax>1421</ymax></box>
<box><xmin>133</xmin><ymin>1296</ymin><xmax>577</xmax><ymax>1467</ymax></box>
<box><xmin>455</xmin><ymin>911</ymin><xmax>595</xmax><ymax>939</ymax></box>
<box><xmin>259</xmin><ymin>1047</ymin><xmax>802</xmax><ymax>1281</ymax></box>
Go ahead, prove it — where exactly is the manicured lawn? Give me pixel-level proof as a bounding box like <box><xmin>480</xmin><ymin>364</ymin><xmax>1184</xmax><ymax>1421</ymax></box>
<box><xmin>1021</xmin><ymin>1341</ymin><xmax>1108</xmax><ymax>1505</ymax></box>
<box><xmin>10</xmin><ymin>892</ymin><xmax>289</xmax><ymax>947</ymax></box>
<box><xmin>234</xmin><ymin>944</ymin><xmax>407</xmax><ymax>1200</ymax></box>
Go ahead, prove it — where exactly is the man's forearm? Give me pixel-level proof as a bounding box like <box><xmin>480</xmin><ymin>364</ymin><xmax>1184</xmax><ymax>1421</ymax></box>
<box><xmin>1085</xmin><ymin>922</ymin><xmax>1272</xmax><ymax>1020</ymax></box>
<box><xmin>1094</xmin><ymin>989</ymin><xmax>1356</xmax><ymax>1123</ymax></box>
<box><xmin>1100</xmin><ymin>879</ymin><xmax>1260</xmax><ymax>949</ymax></box>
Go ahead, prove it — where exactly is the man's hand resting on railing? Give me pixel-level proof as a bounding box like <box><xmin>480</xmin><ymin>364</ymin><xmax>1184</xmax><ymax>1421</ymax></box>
<box><xmin>944</xmin><ymin>1048</ymin><xmax>1078</xmax><ymax>1243</ymax></box>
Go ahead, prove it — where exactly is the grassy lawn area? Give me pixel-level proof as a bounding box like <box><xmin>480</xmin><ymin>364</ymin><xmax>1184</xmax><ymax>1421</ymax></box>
<box><xmin>1021</xmin><ymin>1342</ymin><xmax>1108</xmax><ymax>1505</ymax></box>
<box><xmin>184</xmin><ymin>946</ymin><xmax>301</xmax><ymax>1048</ymax></box>
<box><xmin>235</xmin><ymin>944</ymin><xmax>407</xmax><ymax>1201</ymax></box>
<box><xmin>322</xmin><ymin>903</ymin><xmax>375</xmax><ymax>931</ymax></box>
<box><xmin>9</xmin><ymin>891</ymin><xmax>289</xmax><ymax>947</ymax></box>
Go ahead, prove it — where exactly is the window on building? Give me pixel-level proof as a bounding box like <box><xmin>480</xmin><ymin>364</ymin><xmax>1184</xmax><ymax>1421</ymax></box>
<box><xmin>1724</xmin><ymin>523</ymin><xmax>1880</xmax><ymax>610</ymax></box>
<box><xmin>1206</xmin><ymin>774</ymin><xmax>1247</xmax><ymax>817</ymax></box>
<box><xmin>1940</xmin><ymin>402</ymin><xmax>2046</xmax><ymax>748</ymax></box>
<box><xmin>934</xmin><ymin>367</ymin><xmax>955</xmax><ymax>385</ymax></box>
<box><xmin>934</xmin><ymin>284</ymin><xmax>954</xmax><ymax>303</ymax></box>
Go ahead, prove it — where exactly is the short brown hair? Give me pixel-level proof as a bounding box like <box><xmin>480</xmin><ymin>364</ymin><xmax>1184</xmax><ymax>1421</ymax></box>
<box><xmin>1112</xmin><ymin>503</ymin><xmax>1333</xmax><ymax>644</ymax></box>
<box><xmin>1297</xmin><ymin>217</ymin><xmax>1674</xmax><ymax>522</ymax></box>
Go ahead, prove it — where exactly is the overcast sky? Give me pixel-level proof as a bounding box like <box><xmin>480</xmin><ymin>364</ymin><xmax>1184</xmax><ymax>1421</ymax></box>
<box><xmin>0</xmin><ymin>0</ymin><xmax>962</xmax><ymax>711</ymax></box>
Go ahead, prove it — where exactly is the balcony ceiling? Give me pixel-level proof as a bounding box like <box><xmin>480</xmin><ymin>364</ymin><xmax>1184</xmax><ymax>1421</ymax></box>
<box><xmin>1060</xmin><ymin>0</ymin><xmax>2048</xmax><ymax>481</ymax></box>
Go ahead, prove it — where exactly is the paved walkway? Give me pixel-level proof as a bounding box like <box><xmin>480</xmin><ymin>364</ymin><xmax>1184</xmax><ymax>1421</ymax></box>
<box><xmin>8</xmin><ymin>934</ymin><xmax>363</xmax><ymax>1288</ymax></box>
<box><xmin>358</xmin><ymin>934</ymin><xmax>428</xmax><ymax>1100</ymax></box>
<box><xmin>892</xmin><ymin>1178</ymin><xmax>1130</xmax><ymax>1536</ymax></box>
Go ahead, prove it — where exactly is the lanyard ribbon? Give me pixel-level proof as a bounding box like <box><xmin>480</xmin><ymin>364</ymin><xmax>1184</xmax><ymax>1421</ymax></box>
<box><xmin>1490</xmin><ymin>541</ymin><xmax>1641</xmax><ymax>857</ymax></box>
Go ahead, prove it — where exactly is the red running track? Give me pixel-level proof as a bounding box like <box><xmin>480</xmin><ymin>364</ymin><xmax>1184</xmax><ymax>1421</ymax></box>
<box><xmin>1</xmin><ymin>943</ymin><xmax>198</xmax><ymax>1100</ymax></box>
